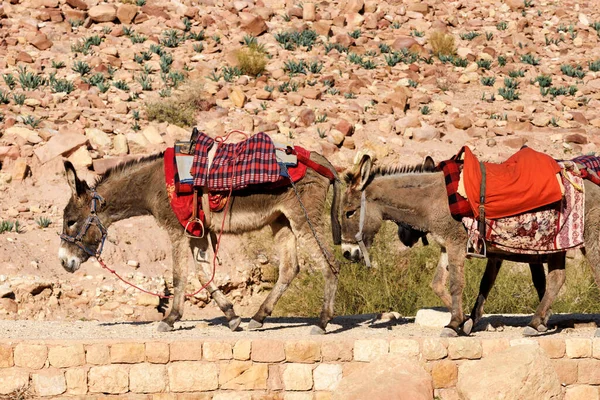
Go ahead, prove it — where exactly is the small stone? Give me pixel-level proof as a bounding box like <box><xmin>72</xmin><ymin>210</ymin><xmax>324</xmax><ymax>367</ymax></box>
<box><xmin>142</xmin><ymin>125</ymin><xmax>164</xmax><ymax>144</ymax></box>
<box><xmin>303</xmin><ymin>2</ymin><xmax>316</xmax><ymax>21</ymax></box>
<box><xmin>229</xmin><ymin>87</ymin><xmax>246</xmax><ymax>108</ymax></box>
<box><xmin>88</xmin><ymin>4</ymin><xmax>117</xmax><ymax>22</ymax></box>
<box><xmin>240</xmin><ymin>13</ymin><xmax>268</xmax><ymax>36</ymax></box>
<box><xmin>117</xmin><ymin>4</ymin><xmax>137</xmax><ymax>24</ymax></box>
<box><xmin>29</xmin><ymin>33</ymin><xmax>53</xmax><ymax>50</ymax></box>
<box><xmin>11</xmin><ymin>158</ymin><xmax>29</xmax><ymax>181</ymax></box>
<box><xmin>68</xmin><ymin>146</ymin><xmax>93</xmax><ymax>168</ymax></box>
<box><xmin>532</xmin><ymin>115</ymin><xmax>550</xmax><ymax>127</ymax></box>
<box><xmin>66</xmin><ymin>0</ymin><xmax>88</xmax><ymax>10</ymax></box>
<box><xmin>298</xmin><ymin>108</ymin><xmax>315</xmax><ymax>126</ymax></box>
<box><xmin>452</xmin><ymin>117</ymin><xmax>472</xmax><ymax>130</ymax></box>
<box><xmin>113</xmin><ymin>134</ymin><xmax>128</xmax><ymax>155</ymax></box>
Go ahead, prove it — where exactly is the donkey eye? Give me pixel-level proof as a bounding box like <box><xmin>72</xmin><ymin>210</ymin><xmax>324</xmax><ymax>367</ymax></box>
<box><xmin>67</xmin><ymin>220</ymin><xmax>77</xmax><ymax>228</ymax></box>
<box><xmin>346</xmin><ymin>210</ymin><xmax>356</xmax><ymax>218</ymax></box>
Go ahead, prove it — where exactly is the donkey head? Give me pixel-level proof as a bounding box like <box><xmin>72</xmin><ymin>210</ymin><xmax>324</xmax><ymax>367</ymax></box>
<box><xmin>58</xmin><ymin>162</ymin><xmax>103</xmax><ymax>272</ymax></box>
<box><xmin>341</xmin><ymin>154</ymin><xmax>435</xmax><ymax>264</ymax></box>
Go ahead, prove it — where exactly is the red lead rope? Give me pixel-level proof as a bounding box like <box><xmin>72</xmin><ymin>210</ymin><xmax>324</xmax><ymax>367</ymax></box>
<box><xmin>97</xmin><ymin>131</ymin><xmax>249</xmax><ymax>299</ymax></box>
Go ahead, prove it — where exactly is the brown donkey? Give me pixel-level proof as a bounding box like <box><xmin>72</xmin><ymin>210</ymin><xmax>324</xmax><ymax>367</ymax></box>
<box><xmin>58</xmin><ymin>152</ymin><xmax>341</xmax><ymax>334</ymax></box>
<box><xmin>341</xmin><ymin>154</ymin><xmax>600</xmax><ymax>337</ymax></box>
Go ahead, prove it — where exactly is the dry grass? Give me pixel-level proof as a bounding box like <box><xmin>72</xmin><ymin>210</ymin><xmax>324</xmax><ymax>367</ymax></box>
<box><xmin>236</xmin><ymin>44</ymin><xmax>268</xmax><ymax>77</ymax></box>
<box><xmin>145</xmin><ymin>81</ymin><xmax>206</xmax><ymax>127</ymax></box>
<box><xmin>275</xmin><ymin>221</ymin><xmax>600</xmax><ymax>318</ymax></box>
<box><xmin>430</xmin><ymin>31</ymin><xmax>456</xmax><ymax>57</ymax></box>
<box><xmin>0</xmin><ymin>385</ymin><xmax>32</xmax><ymax>400</ymax></box>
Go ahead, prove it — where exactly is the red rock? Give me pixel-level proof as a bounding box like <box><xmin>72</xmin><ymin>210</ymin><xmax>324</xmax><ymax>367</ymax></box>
<box><xmin>0</xmin><ymin>298</ymin><xmax>18</xmax><ymax>314</ymax></box>
<box><xmin>184</xmin><ymin>7</ymin><xmax>198</xmax><ymax>19</ymax></box>
<box><xmin>313</xmin><ymin>20</ymin><xmax>331</xmax><ymax>36</ymax></box>
<box><xmin>0</xmin><ymin>146</ymin><xmax>20</xmax><ymax>161</ymax></box>
<box><xmin>140</xmin><ymin>5</ymin><xmax>169</xmax><ymax>19</ymax></box>
<box><xmin>88</xmin><ymin>4</ymin><xmax>116</xmax><ymax>22</ymax></box>
<box><xmin>565</xmin><ymin>133</ymin><xmax>588</xmax><ymax>145</ymax></box>
<box><xmin>133</xmin><ymin>12</ymin><xmax>149</xmax><ymax>24</ymax></box>
<box><xmin>298</xmin><ymin>108</ymin><xmax>315</xmax><ymax>126</ymax></box>
<box><xmin>335</xmin><ymin>33</ymin><xmax>353</xmax><ymax>48</ymax></box>
<box><xmin>452</xmin><ymin>117</ymin><xmax>472</xmax><ymax>130</ymax></box>
<box><xmin>503</xmin><ymin>136</ymin><xmax>528</xmax><ymax>149</ymax></box>
<box><xmin>29</xmin><ymin>33</ymin><xmax>53</xmax><ymax>50</ymax></box>
<box><xmin>240</xmin><ymin>13</ymin><xmax>268</xmax><ymax>36</ymax></box>
<box><xmin>87</xmin><ymin>94</ymin><xmax>106</xmax><ymax>109</ymax></box>
<box><xmin>63</xmin><ymin>9</ymin><xmax>86</xmax><ymax>21</ymax></box>
<box><xmin>116</xmin><ymin>4</ymin><xmax>137</xmax><ymax>24</ymax></box>
<box><xmin>16</xmin><ymin>51</ymin><xmax>33</xmax><ymax>63</ymax></box>
<box><xmin>34</xmin><ymin>133</ymin><xmax>88</xmax><ymax>164</ymax></box>
<box><xmin>336</xmin><ymin>120</ymin><xmax>354</xmax><ymax>136</ymax></box>
<box><xmin>66</xmin><ymin>0</ymin><xmax>88</xmax><ymax>10</ymax></box>
<box><xmin>392</xmin><ymin>36</ymin><xmax>418</xmax><ymax>51</ymax></box>
<box><xmin>92</xmin><ymin>156</ymin><xmax>140</xmax><ymax>174</ymax></box>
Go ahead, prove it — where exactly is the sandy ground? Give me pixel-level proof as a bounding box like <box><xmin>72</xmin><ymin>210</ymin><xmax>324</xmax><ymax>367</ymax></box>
<box><xmin>0</xmin><ymin>313</ymin><xmax>598</xmax><ymax>341</ymax></box>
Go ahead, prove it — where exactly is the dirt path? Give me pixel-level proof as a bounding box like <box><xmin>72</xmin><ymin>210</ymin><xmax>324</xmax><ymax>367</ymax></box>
<box><xmin>0</xmin><ymin>313</ymin><xmax>598</xmax><ymax>341</ymax></box>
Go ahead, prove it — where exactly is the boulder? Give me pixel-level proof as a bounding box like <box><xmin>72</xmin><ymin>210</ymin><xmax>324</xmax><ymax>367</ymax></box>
<box><xmin>34</xmin><ymin>133</ymin><xmax>88</xmax><ymax>164</ymax></box>
<box><xmin>240</xmin><ymin>13</ymin><xmax>268</xmax><ymax>36</ymax></box>
<box><xmin>116</xmin><ymin>4</ymin><xmax>137</xmax><ymax>24</ymax></box>
<box><xmin>88</xmin><ymin>4</ymin><xmax>117</xmax><ymax>22</ymax></box>
<box><xmin>66</xmin><ymin>0</ymin><xmax>88</xmax><ymax>10</ymax></box>
<box><xmin>457</xmin><ymin>345</ymin><xmax>562</xmax><ymax>400</ymax></box>
<box><xmin>415</xmin><ymin>308</ymin><xmax>451</xmax><ymax>328</ymax></box>
<box><xmin>29</xmin><ymin>33</ymin><xmax>53</xmax><ymax>50</ymax></box>
<box><xmin>334</xmin><ymin>354</ymin><xmax>433</xmax><ymax>400</ymax></box>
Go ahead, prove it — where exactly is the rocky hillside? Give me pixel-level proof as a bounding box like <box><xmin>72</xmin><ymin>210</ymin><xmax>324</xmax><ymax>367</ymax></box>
<box><xmin>1</xmin><ymin>0</ymin><xmax>599</xmax><ymax>321</ymax></box>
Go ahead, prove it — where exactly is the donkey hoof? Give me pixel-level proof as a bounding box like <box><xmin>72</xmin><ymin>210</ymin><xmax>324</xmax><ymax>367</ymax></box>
<box><xmin>247</xmin><ymin>319</ymin><xmax>263</xmax><ymax>331</ymax></box>
<box><xmin>440</xmin><ymin>327</ymin><xmax>458</xmax><ymax>338</ymax></box>
<box><xmin>157</xmin><ymin>321</ymin><xmax>173</xmax><ymax>332</ymax></box>
<box><xmin>310</xmin><ymin>326</ymin><xmax>326</xmax><ymax>335</ymax></box>
<box><xmin>462</xmin><ymin>318</ymin><xmax>474</xmax><ymax>336</ymax></box>
<box><xmin>229</xmin><ymin>317</ymin><xmax>242</xmax><ymax>332</ymax></box>
<box><xmin>523</xmin><ymin>326</ymin><xmax>541</xmax><ymax>337</ymax></box>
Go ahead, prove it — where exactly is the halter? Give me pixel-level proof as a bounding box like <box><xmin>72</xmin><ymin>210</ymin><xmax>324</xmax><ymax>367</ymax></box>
<box><xmin>60</xmin><ymin>191</ymin><xmax>108</xmax><ymax>258</ymax></box>
<box><xmin>355</xmin><ymin>190</ymin><xmax>372</xmax><ymax>268</ymax></box>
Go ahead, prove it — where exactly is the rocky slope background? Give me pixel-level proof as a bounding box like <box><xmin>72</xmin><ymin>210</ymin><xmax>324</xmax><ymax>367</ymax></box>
<box><xmin>1</xmin><ymin>0</ymin><xmax>600</xmax><ymax>323</ymax></box>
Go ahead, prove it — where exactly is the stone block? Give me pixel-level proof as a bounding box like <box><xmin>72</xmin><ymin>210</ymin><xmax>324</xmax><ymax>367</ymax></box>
<box><xmin>111</xmin><ymin>343</ymin><xmax>145</xmax><ymax>363</ymax></box>
<box><xmin>32</xmin><ymin>368</ymin><xmax>66</xmax><ymax>396</ymax></box>
<box><xmin>0</xmin><ymin>368</ymin><xmax>30</xmax><ymax>395</ymax></box>
<box><xmin>481</xmin><ymin>339</ymin><xmax>510</xmax><ymax>357</ymax></box>
<box><xmin>553</xmin><ymin>359</ymin><xmax>579</xmax><ymax>385</ymax></box>
<box><xmin>578</xmin><ymin>359</ymin><xmax>600</xmax><ymax>384</ymax></box>
<box><xmin>593</xmin><ymin>338</ymin><xmax>600</xmax><ymax>359</ymax></box>
<box><xmin>509</xmin><ymin>338</ymin><xmax>539</xmax><ymax>347</ymax></box>
<box><xmin>448</xmin><ymin>338</ymin><xmax>482</xmax><ymax>360</ymax></box>
<box><xmin>14</xmin><ymin>344</ymin><xmax>47</xmax><ymax>369</ymax></box>
<box><xmin>170</xmin><ymin>341</ymin><xmax>202</xmax><ymax>361</ymax></box>
<box><xmin>0</xmin><ymin>345</ymin><xmax>14</xmax><ymax>367</ymax></box>
<box><xmin>203</xmin><ymin>342</ymin><xmax>232</xmax><ymax>361</ymax></box>
<box><xmin>431</xmin><ymin>360</ymin><xmax>458</xmax><ymax>389</ymax></box>
<box><xmin>233</xmin><ymin>340</ymin><xmax>251</xmax><ymax>361</ymax></box>
<box><xmin>283</xmin><ymin>363</ymin><xmax>313</xmax><ymax>391</ymax></box>
<box><xmin>389</xmin><ymin>339</ymin><xmax>420</xmax><ymax>357</ymax></box>
<box><xmin>313</xmin><ymin>364</ymin><xmax>342</xmax><ymax>391</ymax></box>
<box><xmin>565</xmin><ymin>385</ymin><xmax>600</xmax><ymax>400</ymax></box>
<box><xmin>422</xmin><ymin>338</ymin><xmax>448</xmax><ymax>360</ymax></box>
<box><xmin>65</xmin><ymin>368</ymin><xmax>87</xmax><ymax>395</ymax></box>
<box><xmin>539</xmin><ymin>338</ymin><xmax>566</xmax><ymax>359</ymax></box>
<box><xmin>48</xmin><ymin>345</ymin><xmax>85</xmax><ymax>367</ymax></box>
<box><xmin>353</xmin><ymin>339</ymin><xmax>388</xmax><ymax>362</ymax></box>
<box><xmin>146</xmin><ymin>342</ymin><xmax>169</xmax><ymax>363</ymax></box>
<box><xmin>168</xmin><ymin>362</ymin><xmax>218</xmax><ymax>392</ymax></box>
<box><xmin>252</xmin><ymin>340</ymin><xmax>285</xmax><ymax>363</ymax></box>
<box><xmin>219</xmin><ymin>361</ymin><xmax>268</xmax><ymax>390</ymax></box>
<box><xmin>86</xmin><ymin>344</ymin><xmax>110</xmax><ymax>365</ymax></box>
<box><xmin>567</xmin><ymin>338</ymin><xmax>592</xmax><ymax>359</ymax></box>
<box><xmin>285</xmin><ymin>340</ymin><xmax>321</xmax><ymax>363</ymax></box>
<box><xmin>34</xmin><ymin>133</ymin><xmax>87</xmax><ymax>164</ymax></box>
<box><xmin>88</xmin><ymin>365</ymin><xmax>129</xmax><ymax>394</ymax></box>
<box><xmin>322</xmin><ymin>341</ymin><xmax>353</xmax><ymax>362</ymax></box>
<box><xmin>130</xmin><ymin>363</ymin><xmax>167</xmax><ymax>393</ymax></box>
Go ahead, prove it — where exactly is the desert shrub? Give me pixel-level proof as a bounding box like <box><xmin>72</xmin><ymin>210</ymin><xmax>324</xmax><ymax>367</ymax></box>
<box><xmin>236</xmin><ymin>45</ymin><xmax>267</xmax><ymax>76</ymax></box>
<box><xmin>145</xmin><ymin>81</ymin><xmax>205</xmax><ymax>127</ymax></box>
<box><xmin>430</xmin><ymin>31</ymin><xmax>456</xmax><ymax>57</ymax></box>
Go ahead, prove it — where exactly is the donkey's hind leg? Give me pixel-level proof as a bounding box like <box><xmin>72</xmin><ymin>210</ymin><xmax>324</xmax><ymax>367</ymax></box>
<box><xmin>248</xmin><ymin>217</ymin><xmax>299</xmax><ymax>331</ymax></box>
<box><xmin>469</xmin><ymin>258</ymin><xmax>503</xmax><ymax>326</ymax></box>
<box><xmin>191</xmin><ymin>236</ymin><xmax>241</xmax><ymax>331</ymax></box>
<box><xmin>582</xmin><ymin>208</ymin><xmax>600</xmax><ymax>337</ymax></box>
<box><xmin>524</xmin><ymin>253</ymin><xmax>565</xmax><ymax>336</ymax></box>
<box><xmin>158</xmin><ymin>232</ymin><xmax>190</xmax><ymax>332</ymax></box>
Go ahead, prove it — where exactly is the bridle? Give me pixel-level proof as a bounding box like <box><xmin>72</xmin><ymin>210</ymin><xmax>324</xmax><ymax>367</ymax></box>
<box><xmin>59</xmin><ymin>190</ymin><xmax>108</xmax><ymax>258</ymax></box>
<box><xmin>355</xmin><ymin>190</ymin><xmax>372</xmax><ymax>268</ymax></box>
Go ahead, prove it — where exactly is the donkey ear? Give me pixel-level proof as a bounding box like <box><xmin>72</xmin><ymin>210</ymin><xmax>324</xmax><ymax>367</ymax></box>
<box><xmin>64</xmin><ymin>161</ymin><xmax>87</xmax><ymax>197</ymax></box>
<box><xmin>423</xmin><ymin>156</ymin><xmax>436</xmax><ymax>171</ymax></box>
<box><xmin>356</xmin><ymin>154</ymin><xmax>372</xmax><ymax>190</ymax></box>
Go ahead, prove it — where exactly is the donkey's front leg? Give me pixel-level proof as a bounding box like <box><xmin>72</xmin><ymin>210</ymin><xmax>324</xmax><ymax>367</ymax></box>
<box><xmin>441</xmin><ymin>245</ymin><xmax>467</xmax><ymax>337</ymax></box>
<box><xmin>158</xmin><ymin>233</ymin><xmax>190</xmax><ymax>332</ymax></box>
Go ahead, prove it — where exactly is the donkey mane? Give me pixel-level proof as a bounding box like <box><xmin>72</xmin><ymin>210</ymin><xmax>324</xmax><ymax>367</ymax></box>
<box><xmin>343</xmin><ymin>162</ymin><xmax>436</xmax><ymax>185</ymax></box>
<box><xmin>94</xmin><ymin>152</ymin><xmax>165</xmax><ymax>187</ymax></box>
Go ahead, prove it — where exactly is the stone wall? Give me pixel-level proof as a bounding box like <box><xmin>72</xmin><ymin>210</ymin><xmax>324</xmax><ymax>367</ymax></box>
<box><xmin>0</xmin><ymin>336</ymin><xmax>598</xmax><ymax>399</ymax></box>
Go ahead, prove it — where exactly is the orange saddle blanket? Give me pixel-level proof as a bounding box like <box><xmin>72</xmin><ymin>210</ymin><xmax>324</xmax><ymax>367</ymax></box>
<box><xmin>462</xmin><ymin>146</ymin><xmax>563</xmax><ymax>219</ymax></box>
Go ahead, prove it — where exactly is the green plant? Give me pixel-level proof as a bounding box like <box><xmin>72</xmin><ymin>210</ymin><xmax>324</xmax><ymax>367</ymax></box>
<box><xmin>3</xmin><ymin>73</ymin><xmax>16</xmax><ymax>90</ymax></box>
<box><xmin>264</xmin><ymin>85</ymin><xmax>274</xmax><ymax>93</ymax></box>
<box><xmin>0</xmin><ymin>90</ymin><xmax>9</xmax><ymax>104</ymax></box>
<box><xmin>132</xmin><ymin>109</ymin><xmax>140</xmax><ymax>120</ymax></box>
<box><xmin>348</xmin><ymin>53</ymin><xmax>364</xmax><ymax>65</ymax></box>
<box><xmin>508</xmin><ymin>69</ymin><xmax>525</xmax><ymax>78</ymax></box>
<box><xmin>36</xmin><ymin>217</ymin><xmax>51</xmax><ymax>228</ymax></box>
<box><xmin>378</xmin><ymin>43</ymin><xmax>391</xmax><ymax>54</ymax></box>
<box><xmin>260</xmin><ymin>101</ymin><xmax>267</xmax><ymax>110</ymax></box>
<box><xmin>159</xmin><ymin>53</ymin><xmax>173</xmax><ymax>73</ymax></box>
<box><xmin>498</xmin><ymin>87</ymin><xmax>520</xmax><ymax>101</ymax></box>
<box><xmin>391</xmin><ymin>21</ymin><xmax>401</xmax><ymax>29</ymax></box>
<box><xmin>460</xmin><ymin>31</ymin><xmax>480</xmax><ymax>41</ymax></box>
<box><xmin>497</xmin><ymin>55</ymin><xmax>507</xmax><ymax>67</ymax></box>
<box><xmin>145</xmin><ymin>84</ymin><xmax>204</xmax><ymax>127</ymax></box>
<box><xmin>136</xmin><ymin>0</ymin><xmax>146</xmax><ymax>5</ymax></box>
<box><xmin>85</xmin><ymin>35</ymin><xmax>102</xmax><ymax>47</ymax></box>
<box><xmin>182</xmin><ymin>17</ymin><xmax>192</xmax><ymax>32</ymax></box>
<box><xmin>13</xmin><ymin>93</ymin><xmax>25</xmax><ymax>105</ymax></box>
<box><xmin>122</xmin><ymin>26</ymin><xmax>135</xmax><ymax>36</ymax></box>
<box><xmin>72</xmin><ymin>61</ymin><xmax>91</xmax><ymax>76</ymax></box>
<box><xmin>284</xmin><ymin>59</ymin><xmax>307</xmax><ymax>75</ymax></box>
<box><xmin>132</xmin><ymin>121</ymin><xmax>141</xmax><ymax>131</ymax></box>
<box><xmin>161</xmin><ymin>29</ymin><xmax>183</xmax><ymax>48</ymax></box>
<box><xmin>51</xmin><ymin>60</ymin><xmax>66</xmax><ymax>69</ymax></box>
<box><xmin>0</xmin><ymin>220</ymin><xmax>15</xmax><ymax>234</ymax></box>
<box><xmin>130</xmin><ymin>33</ymin><xmax>147</xmax><ymax>44</ymax></box>
<box><xmin>561</xmin><ymin>64</ymin><xmax>585</xmax><ymax>79</ymax></box>
<box><xmin>149</xmin><ymin>44</ymin><xmax>164</xmax><ymax>56</ymax></box>
<box><xmin>137</xmin><ymin>73</ymin><xmax>153</xmax><ymax>90</ymax></box>
<box><xmin>21</xmin><ymin>115</ymin><xmax>41</xmax><ymax>128</ymax></box>
<box><xmin>430</xmin><ymin>31</ymin><xmax>456</xmax><ymax>57</ymax></box>
<box><xmin>212</xmin><ymin>34</ymin><xmax>221</xmax><ymax>44</ymax></box>
<box><xmin>485</xmin><ymin>32</ymin><xmax>494</xmax><ymax>41</ymax></box>
<box><xmin>102</xmin><ymin>26</ymin><xmax>112</xmax><ymax>34</ymax></box>
<box><xmin>158</xmin><ymin>88</ymin><xmax>171</xmax><ymax>97</ymax></box>
<box><xmin>420</xmin><ymin>105</ymin><xmax>430</xmax><ymax>115</ymax></box>
<box><xmin>96</xmin><ymin>81</ymin><xmax>110</xmax><ymax>93</ymax></box>
<box><xmin>504</xmin><ymin>77</ymin><xmax>519</xmax><ymax>89</ymax></box>
<box><xmin>316</xmin><ymin>114</ymin><xmax>327</xmax><ymax>123</ymax></box>
<box><xmin>308</xmin><ymin>61</ymin><xmax>323</xmax><ymax>74</ymax></box>
<box><xmin>524</xmin><ymin>0</ymin><xmax>533</xmax><ymax>7</ymax></box>
<box><xmin>113</xmin><ymin>80</ymin><xmax>130</xmax><ymax>91</ymax></box>
<box><xmin>207</xmin><ymin>71</ymin><xmax>221</xmax><ymax>82</ymax></box>
<box><xmin>193</xmin><ymin>43</ymin><xmax>204</xmax><ymax>53</ymax></box>
<box><xmin>51</xmin><ymin>78</ymin><xmax>75</xmax><ymax>94</ymax></box>
<box><xmin>550</xmin><ymin>117</ymin><xmax>559</xmax><ymax>127</ymax></box>
<box><xmin>589</xmin><ymin>59</ymin><xmax>600</xmax><ymax>72</ymax></box>
<box><xmin>411</xmin><ymin>30</ymin><xmax>424</xmax><ymax>37</ymax></box>
<box><xmin>17</xmin><ymin>66</ymin><xmax>45</xmax><ymax>90</ymax></box>
<box><xmin>477</xmin><ymin>59</ymin><xmax>492</xmax><ymax>70</ymax></box>
<box><xmin>496</xmin><ymin>21</ymin><xmax>508</xmax><ymax>30</ymax></box>
<box><xmin>324</xmin><ymin>42</ymin><xmax>348</xmax><ymax>54</ymax></box>
<box><xmin>520</xmin><ymin>53</ymin><xmax>540</xmax><ymax>65</ymax></box>
<box><xmin>71</xmin><ymin>40</ymin><xmax>91</xmax><ymax>55</ymax></box>
<box><xmin>222</xmin><ymin>66</ymin><xmax>242</xmax><ymax>82</ymax></box>
<box><xmin>69</xmin><ymin>19</ymin><xmax>84</xmax><ymax>28</ymax></box>
<box><xmin>533</xmin><ymin>74</ymin><xmax>552</xmax><ymax>88</ymax></box>
<box><xmin>274</xmin><ymin>29</ymin><xmax>318</xmax><ymax>51</ymax></box>
<box><xmin>317</xmin><ymin>127</ymin><xmax>326</xmax><ymax>138</ymax></box>
<box><xmin>408</xmin><ymin>79</ymin><xmax>418</xmax><ymax>88</ymax></box>
<box><xmin>591</xmin><ymin>21</ymin><xmax>600</xmax><ymax>36</ymax></box>
<box><xmin>481</xmin><ymin>76</ymin><xmax>496</xmax><ymax>86</ymax></box>
<box><xmin>349</xmin><ymin>29</ymin><xmax>361</xmax><ymax>39</ymax></box>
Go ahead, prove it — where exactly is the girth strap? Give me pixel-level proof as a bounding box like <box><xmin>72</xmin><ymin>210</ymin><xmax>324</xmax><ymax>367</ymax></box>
<box><xmin>477</xmin><ymin>161</ymin><xmax>487</xmax><ymax>253</ymax></box>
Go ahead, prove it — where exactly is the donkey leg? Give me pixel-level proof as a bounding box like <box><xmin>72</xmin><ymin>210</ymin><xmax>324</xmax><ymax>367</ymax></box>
<box><xmin>158</xmin><ymin>232</ymin><xmax>189</xmax><ymax>332</ymax></box>
<box><xmin>470</xmin><ymin>258</ymin><xmax>503</xmax><ymax>326</ymax></box>
<box><xmin>431</xmin><ymin>249</ymin><xmax>452</xmax><ymax>309</ymax></box>
<box><xmin>582</xmin><ymin>208</ymin><xmax>600</xmax><ymax>337</ymax></box>
<box><xmin>190</xmin><ymin>237</ymin><xmax>241</xmax><ymax>332</ymax></box>
<box><xmin>248</xmin><ymin>218</ymin><xmax>300</xmax><ymax>331</ymax></box>
<box><xmin>524</xmin><ymin>253</ymin><xmax>565</xmax><ymax>336</ymax></box>
<box><xmin>441</xmin><ymin>245</ymin><xmax>467</xmax><ymax>337</ymax></box>
<box><xmin>530</xmin><ymin>263</ymin><xmax>546</xmax><ymax>301</ymax></box>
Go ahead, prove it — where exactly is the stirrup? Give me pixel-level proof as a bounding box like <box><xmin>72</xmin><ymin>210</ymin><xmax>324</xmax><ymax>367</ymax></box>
<box><xmin>466</xmin><ymin>237</ymin><xmax>486</xmax><ymax>258</ymax></box>
<box><xmin>184</xmin><ymin>218</ymin><xmax>205</xmax><ymax>239</ymax></box>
